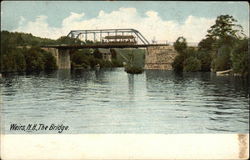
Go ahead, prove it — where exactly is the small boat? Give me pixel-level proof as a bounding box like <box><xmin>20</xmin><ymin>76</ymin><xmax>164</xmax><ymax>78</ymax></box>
<box><xmin>216</xmin><ymin>69</ymin><xmax>233</xmax><ymax>76</ymax></box>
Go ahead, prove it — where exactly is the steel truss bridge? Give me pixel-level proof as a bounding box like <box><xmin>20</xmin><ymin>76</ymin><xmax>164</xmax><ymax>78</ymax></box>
<box><xmin>67</xmin><ymin>28</ymin><xmax>150</xmax><ymax>45</ymax></box>
<box><xmin>42</xmin><ymin>29</ymin><xmax>168</xmax><ymax>49</ymax></box>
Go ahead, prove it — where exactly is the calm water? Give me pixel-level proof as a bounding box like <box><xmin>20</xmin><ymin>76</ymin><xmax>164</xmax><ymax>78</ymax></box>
<box><xmin>0</xmin><ymin>68</ymin><xmax>249</xmax><ymax>133</ymax></box>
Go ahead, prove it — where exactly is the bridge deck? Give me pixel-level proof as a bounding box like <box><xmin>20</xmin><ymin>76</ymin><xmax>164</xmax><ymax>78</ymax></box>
<box><xmin>41</xmin><ymin>44</ymin><xmax>168</xmax><ymax>49</ymax></box>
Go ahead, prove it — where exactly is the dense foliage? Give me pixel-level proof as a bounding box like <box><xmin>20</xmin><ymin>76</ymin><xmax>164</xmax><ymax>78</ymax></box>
<box><xmin>172</xmin><ymin>14</ymin><xmax>249</xmax><ymax>76</ymax></box>
<box><xmin>231</xmin><ymin>39</ymin><xmax>249</xmax><ymax>76</ymax></box>
<box><xmin>172</xmin><ymin>37</ymin><xmax>202</xmax><ymax>72</ymax></box>
<box><xmin>1</xmin><ymin>46</ymin><xmax>58</xmax><ymax>73</ymax></box>
<box><xmin>56</xmin><ymin>36</ymin><xmax>82</xmax><ymax>45</ymax></box>
<box><xmin>0</xmin><ymin>31</ymin><xmax>59</xmax><ymax>72</ymax></box>
<box><xmin>183</xmin><ymin>57</ymin><xmax>201</xmax><ymax>72</ymax></box>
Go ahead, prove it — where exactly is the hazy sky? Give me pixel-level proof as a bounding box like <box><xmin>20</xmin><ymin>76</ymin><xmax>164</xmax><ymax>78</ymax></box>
<box><xmin>1</xmin><ymin>1</ymin><xmax>249</xmax><ymax>43</ymax></box>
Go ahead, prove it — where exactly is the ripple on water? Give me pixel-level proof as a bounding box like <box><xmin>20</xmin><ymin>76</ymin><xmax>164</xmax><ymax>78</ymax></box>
<box><xmin>1</xmin><ymin>69</ymin><xmax>249</xmax><ymax>133</ymax></box>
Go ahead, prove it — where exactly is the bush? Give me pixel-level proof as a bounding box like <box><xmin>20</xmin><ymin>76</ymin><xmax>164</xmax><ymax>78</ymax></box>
<box><xmin>183</xmin><ymin>57</ymin><xmax>201</xmax><ymax>72</ymax></box>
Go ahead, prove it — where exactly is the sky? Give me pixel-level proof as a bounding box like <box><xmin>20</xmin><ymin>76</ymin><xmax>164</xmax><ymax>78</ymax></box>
<box><xmin>1</xmin><ymin>1</ymin><xmax>249</xmax><ymax>43</ymax></box>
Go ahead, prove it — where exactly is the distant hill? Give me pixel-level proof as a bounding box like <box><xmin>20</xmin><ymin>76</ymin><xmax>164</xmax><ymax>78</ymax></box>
<box><xmin>1</xmin><ymin>30</ymin><xmax>57</xmax><ymax>47</ymax></box>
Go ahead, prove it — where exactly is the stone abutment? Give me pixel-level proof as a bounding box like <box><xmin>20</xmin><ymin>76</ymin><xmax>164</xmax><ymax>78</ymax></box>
<box><xmin>144</xmin><ymin>45</ymin><xmax>178</xmax><ymax>70</ymax></box>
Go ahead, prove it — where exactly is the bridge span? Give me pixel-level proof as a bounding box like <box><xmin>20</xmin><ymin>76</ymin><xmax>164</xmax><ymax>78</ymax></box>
<box><xmin>41</xmin><ymin>29</ymin><xmax>178</xmax><ymax>70</ymax></box>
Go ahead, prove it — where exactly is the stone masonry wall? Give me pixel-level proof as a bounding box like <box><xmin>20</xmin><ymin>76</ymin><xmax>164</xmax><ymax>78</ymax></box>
<box><xmin>144</xmin><ymin>45</ymin><xmax>178</xmax><ymax>70</ymax></box>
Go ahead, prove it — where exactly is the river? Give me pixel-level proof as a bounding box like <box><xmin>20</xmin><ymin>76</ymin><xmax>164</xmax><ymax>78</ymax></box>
<box><xmin>0</xmin><ymin>68</ymin><xmax>249</xmax><ymax>133</ymax></box>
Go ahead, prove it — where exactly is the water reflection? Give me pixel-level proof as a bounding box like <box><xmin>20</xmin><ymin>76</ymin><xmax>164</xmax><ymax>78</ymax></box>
<box><xmin>56</xmin><ymin>69</ymin><xmax>71</xmax><ymax>79</ymax></box>
<box><xmin>128</xmin><ymin>74</ymin><xmax>134</xmax><ymax>95</ymax></box>
<box><xmin>145</xmin><ymin>70</ymin><xmax>249</xmax><ymax>133</ymax></box>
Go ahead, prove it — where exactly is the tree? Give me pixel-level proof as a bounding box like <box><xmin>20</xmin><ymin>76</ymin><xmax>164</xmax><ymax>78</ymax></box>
<box><xmin>231</xmin><ymin>38</ymin><xmax>249</xmax><ymax>76</ymax></box>
<box><xmin>23</xmin><ymin>47</ymin><xmax>45</xmax><ymax>72</ymax></box>
<box><xmin>173</xmin><ymin>37</ymin><xmax>187</xmax><ymax>55</ymax></box>
<box><xmin>183</xmin><ymin>57</ymin><xmax>201</xmax><ymax>72</ymax></box>
<box><xmin>172</xmin><ymin>37</ymin><xmax>188</xmax><ymax>72</ymax></box>
<box><xmin>211</xmin><ymin>45</ymin><xmax>232</xmax><ymax>71</ymax></box>
<box><xmin>197</xmin><ymin>50</ymin><xmax>212</xmax><ymax>71</ymax></box>
<box><xmin>42</xmin><ymin>51</ymin><xmax>58</xmax><ymax>71</ymax></box>
<box><xmin>204</xmin><ymin>15</ymin><xmax>246</xmax><ymax>72</ymax></box>
<box><xmin>172</xmin><ymin>55</ymin><xmax>184</xmax><ymax>72</ymax></box>
<box><xmin>207</xmin><ymin>15</ymin><xmax>245</xmax><ymax>43</ymax></box>
<box><xmin>56</xmin><ymin>36</ymin><xmax>83</xmax><ymax>45</ymax></box>
<box><xmin>198</xmin><ymin>35</ymin><xmax>215</xmax><ymax>51</ymax></box>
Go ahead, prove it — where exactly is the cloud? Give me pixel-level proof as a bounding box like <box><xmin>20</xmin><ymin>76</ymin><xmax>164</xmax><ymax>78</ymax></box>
<box><xmin>15</xmin><ymin>15</ymin><xmax>66</xmax><ymax>39</ymax></box>
<box><xmin>13</xmin><ymin>7</ymin><xmax>249</xmax><ymax>43</ymax></box>
<box><xmin>62</xmin><ymin>12</ymin><xmax>85</xmax><ymax>27</ymax></box>
<box><xmin>18</xmin><ymin>16</ymin><xmax>26</xmax><ymax>26</ymax></box>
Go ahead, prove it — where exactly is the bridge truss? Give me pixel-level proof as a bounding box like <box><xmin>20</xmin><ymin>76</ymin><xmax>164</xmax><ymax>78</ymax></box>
<box><xmin>67</xmin><ymin>29</ymin><xmax>150</xmax><ymax>45</ymax></box>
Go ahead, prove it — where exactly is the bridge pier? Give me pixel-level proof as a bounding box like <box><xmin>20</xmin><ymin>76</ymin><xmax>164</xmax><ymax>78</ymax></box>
<box><xmin>41</xmin><ymin>47</ymin><xmax>71</xmax><ymax>69</ymax></box>
<box><xmin>58</xmin><ymin>49</ymin><xmax>71</xmax><ymax>69</ymax></box>
<box><xmin>144</xmin><ymin>45</ymin><xmax>178</xmax><ymax>70</ymax></box>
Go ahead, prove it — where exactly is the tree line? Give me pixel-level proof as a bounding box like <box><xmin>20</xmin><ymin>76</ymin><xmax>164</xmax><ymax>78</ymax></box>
<box><xmin>172</xmin><ymin>15</ymin><xmax>249</xmax><ymax>76</ymax></box>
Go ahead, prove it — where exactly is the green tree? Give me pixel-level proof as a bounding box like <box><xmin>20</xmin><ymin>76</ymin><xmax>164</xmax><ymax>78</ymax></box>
<box><xmin>198</xmin><ymin>35</ymin><xmax>215</xmax><ymax>51</ymax></box>
<box><xmin>24</xmin><ymin>47</ymin><xmax>45</xmax><ymax>72</ymax></box>
<box><xmin>14</xmin><ymin>49</ymin><xmax>26</xmax><ymax>72</ymax></box>
<box><xmin>172</xmin><ymin>55</ymin><xmax>184</xmax><ymax>72</ymax></box>
<box><xmin>172</xmin><ymin>37</ymin><xmax>188</xmax><ymax>72</ymax></box>
<box><xmin>2</xmin><ymin>53</ymin><xmax>17</xmax><ymax>72</ymax></box>
<box><xmin>183</xmin><ymin>57</ymin><xmax>201</xmax><ymax>72</ymax></box>
<box><xmin>196</xmin><ymin>50</ymin><xmax>212</xmax><ymax>71</ymax></box>
<box><xmin>71</xmin><ymin>50</ymin><xmax>91</xmax><ymax>69</ymax></box>
<box><xmin>42</xmin><ymin>51</ymin><xmax>58</xmax><ymax>71</ymax></box>
<box><xmin>173</xmin><ymin>37</ymin><xmax>187</xmax><ymax>55</ymax></box>
<box><xmin>56</xmin><ymin>36</ymin><xmax>83</xmax><ymax>45</ymax></box>
<box><xmin>207</xmin><ymin>15</ymin><xmax>244</xmax><ymax>42</ymax></box>
<box><xmin>202</xmin><ymin>15</ymin><xmax>246</xmax><ymax>72</ymax></box>
<box><xmin>231</xmin><ymin>38</ymin><xmax>249</xmax><ymax>76</ymax></box>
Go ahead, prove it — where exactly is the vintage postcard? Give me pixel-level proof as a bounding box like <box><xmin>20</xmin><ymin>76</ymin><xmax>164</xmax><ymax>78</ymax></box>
<box><xmin>0</xmin><ymin>1</ymin><xmax>249</xmax><ymax>159</ymax></box>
